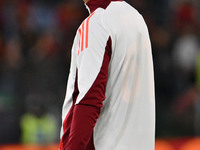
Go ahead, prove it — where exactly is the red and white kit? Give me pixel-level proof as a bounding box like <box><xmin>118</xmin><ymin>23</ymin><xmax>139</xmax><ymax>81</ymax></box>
<box><xmin>60</xmin><ymin>0</ymin><xmax>155</xmax><ymax>150</ymax></box>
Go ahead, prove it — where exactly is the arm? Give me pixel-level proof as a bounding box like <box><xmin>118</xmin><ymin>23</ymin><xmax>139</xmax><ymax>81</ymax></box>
<box><xmin>65</xmin><ymin>37</ymin><xmax>111</xmax><ymax>150</ymax></box>
<box><xmin>63</xmin><ymin>13</ymin><xmax>112</xmax><ymax>150</ymax></box>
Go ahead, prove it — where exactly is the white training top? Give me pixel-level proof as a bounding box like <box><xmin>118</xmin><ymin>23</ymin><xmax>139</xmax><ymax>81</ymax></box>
<box><xmin>61</xmin><ymin>1</ymin><xmax>155</xmax><ymax>150</ymax></box>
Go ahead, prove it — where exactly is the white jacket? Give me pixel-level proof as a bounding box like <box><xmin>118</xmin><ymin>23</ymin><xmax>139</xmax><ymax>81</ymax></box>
<box><xmin>61</xmin><ymin>0</ymin><xmax>155</xmax><ymax>150</ymax></box>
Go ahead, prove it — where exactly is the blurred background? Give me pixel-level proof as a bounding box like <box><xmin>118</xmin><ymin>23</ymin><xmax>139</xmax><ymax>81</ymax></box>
<box><xmin>0</xmin><ymin>0</ymin><xmax>200</xmax><ymax>149</ymax></box>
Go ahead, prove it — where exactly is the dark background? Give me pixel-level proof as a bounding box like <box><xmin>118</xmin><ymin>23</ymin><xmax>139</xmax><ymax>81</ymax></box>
<box><xmin>0</xmin><ymin>0</ymin><xmax>200</xmax><ymax>144</ymax></box>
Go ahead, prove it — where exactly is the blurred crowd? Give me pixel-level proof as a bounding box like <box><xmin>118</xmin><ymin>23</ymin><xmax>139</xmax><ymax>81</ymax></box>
<box><xmin>0</xmin><ymin>0</ymin><xmax>199</xmax><ymax>145</ymax></box>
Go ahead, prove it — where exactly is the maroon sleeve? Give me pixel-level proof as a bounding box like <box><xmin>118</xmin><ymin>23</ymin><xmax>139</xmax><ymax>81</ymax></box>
<box><xmin>61</xmin><ymin>37</ymin><xmax>112</xmax><ymax>150</ymax></box>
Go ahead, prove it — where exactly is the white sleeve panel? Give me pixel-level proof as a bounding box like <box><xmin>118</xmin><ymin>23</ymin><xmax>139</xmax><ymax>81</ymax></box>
<box><xmin>75</xmin><ymin>10</ymin><xmax>110</xmax><ymax>104</ymax></box>
<box><xmin>62</xmin><ymin>38</ymin><xmax>77</xmax><ymax>117</ymax></box>
<box><xmin>60</xmin><ymin>35</ymin><xmax>78</xmax><ymax>138</ymax></box>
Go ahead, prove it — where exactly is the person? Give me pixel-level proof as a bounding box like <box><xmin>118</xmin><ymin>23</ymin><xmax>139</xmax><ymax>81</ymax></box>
<box><xmin>59</xmin><ymin>0</ymin><xmax>155</xmax><ymax>149</ymax></box>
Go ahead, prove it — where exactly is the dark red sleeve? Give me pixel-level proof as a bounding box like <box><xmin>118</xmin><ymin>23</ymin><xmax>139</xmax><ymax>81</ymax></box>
<box><xmin>61</xmin><ymin>37</ymin><xmax>112</xmax><ymax>150</ymax></box>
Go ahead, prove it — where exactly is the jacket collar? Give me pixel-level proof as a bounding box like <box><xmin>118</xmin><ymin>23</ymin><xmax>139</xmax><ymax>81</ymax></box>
<box><xmin>85</xmin><ymin>0</ymin><xmax>122</xmax><ymax>14</ymax></box>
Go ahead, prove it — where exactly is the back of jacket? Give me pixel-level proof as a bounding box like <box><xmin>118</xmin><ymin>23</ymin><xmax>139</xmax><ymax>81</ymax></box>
<box><xmin>61</xmin><ymin>1</ymin><xmax>155</xmax><ymax>150</ymax></box>
<box><xmin>93</xmin><ymin>1</ymin><xmax>155</xmax><ymax>150</ymax></box>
